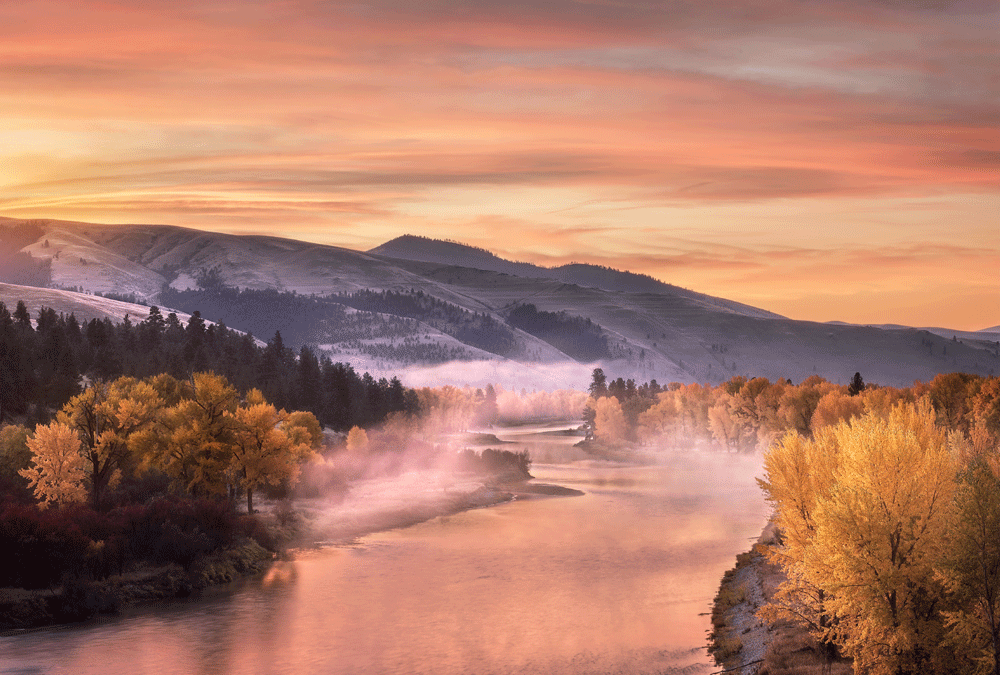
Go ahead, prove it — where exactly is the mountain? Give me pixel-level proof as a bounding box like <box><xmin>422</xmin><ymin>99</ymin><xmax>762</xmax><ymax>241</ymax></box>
<box><xmin>1</xmin><ymin>216</ymin><xmax>996</xmax><ymax>390</ymax></box>
<box><xmin>370</xmin><ymin>235</ymin><xmax>783</xmax><ymax>320</ymax></box>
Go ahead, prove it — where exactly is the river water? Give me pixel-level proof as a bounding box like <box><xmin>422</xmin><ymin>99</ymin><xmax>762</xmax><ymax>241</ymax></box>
<box><xmin>0</xmin><ymin>423</ymin><xmax>768</xmax><ymax>675</ymax></box>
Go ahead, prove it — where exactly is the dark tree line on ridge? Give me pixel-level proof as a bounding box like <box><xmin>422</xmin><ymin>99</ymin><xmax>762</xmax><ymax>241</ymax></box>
<box><xmin>505</xmin><ymin>303</ymin><xmax>610</xmax><ymax>362</ymax></box>
<box><xmin>160</xmin><ymin>280</ymin><xmax>615</xmax><ymax>364</ymax></box>
<box><xmin>0</xmin><ymin>299</ymin><xmax>418</xmax><ymax>431</ymax></box>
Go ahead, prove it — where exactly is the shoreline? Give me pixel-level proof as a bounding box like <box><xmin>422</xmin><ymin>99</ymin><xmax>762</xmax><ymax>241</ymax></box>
<box><xmin>0</xmin><ymin>476</ymin><xmax>581</xmax><ymax>634</ymax></box>
<box><xmin>708</xmin><ymin>522</ymin><xmax>852</xmax><ymax>675</ymax></box>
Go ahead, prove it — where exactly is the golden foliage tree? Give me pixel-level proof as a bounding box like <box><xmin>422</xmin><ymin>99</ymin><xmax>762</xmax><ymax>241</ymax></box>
<box><xmin>758</xmin><ymin>426</ymin><xmax>843</xmax><ymax>645</ymax></box>
<box><xmin>593</xmin><ymin>396</ymin><xmax>626</xmax><ymax>443</ymax></box>
<box><xmin>19</xmin><ymin>421</ymin><xmax>88</xmax><ymax>508</ymax></box>
<box><xmin>140</xmin><ymin>372</ymin><xmax>239</xmax><ymax>496</ymax></box>
<box><xmin>809</xmin><ymin>403</ymin><xmax>955</xmax><ymax>674</ymax></box>
<box><xmin>346</xmin><ymin>425</ymin><xmax>369</xmax><ymax>454</ymax></box>
<box><xmin>228</xmin><ymin>389</ymin><xmax>319</xmax><ymax>513</ymax></box>
<box><xmin>0</xmin><ymin>424</ymin><xmax>32</xmax><ymax>485</ymax></box>
<box><xmin>971</xmin><ymin>377</ymin><xmax>1000</xmax><ymax>452</ymax></box>
<box><xmin>58</xmin><ymin>377</ymin><xmax>163</xmax><ymax>508</ymax></box>
<box><xmin>810</xmin><ymin>389</ymin><xmax>863</xmax><ymax>432</ymax></box>
<box><xmin>937</xmin><ymin>456</ymin><xmax>1000</xmax><ymax>675</ymax></box>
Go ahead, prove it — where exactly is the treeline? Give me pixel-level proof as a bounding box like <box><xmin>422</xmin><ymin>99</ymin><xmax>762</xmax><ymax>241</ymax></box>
<box><xmin>0</xmin><ymin>300</ymin><xmax>418</xmax><ymax>430</ymax></box>
<box><xmin>14</xmin><ymin>373</ymin><xmax>321</xmax><ymax>513</ymax></box>
<box><xmin>586</xmin><ymin>366</ymin><xmax>1000</xmax><ymax>673</ymax></box>
<box><xmin>583</xmin><ymin>367</ymin><xmax>1000</xmax><ymax>452</ymax></box>
<box><xmin>161</xmin><ymin>284</ymin><xmax>521</xmax><ymax>361</ymax></box>
<box><xmin>506</xmin><ymin>303</ymin><xmax>610</xmax><ymax>362</ymax></box>
<box><xmin>160</xmin><ymin>284</ymin><xmax>361</xmax><ymax>348</ymax></box>
<box><xmin>333</xmin><ymin>289</ymin><xmax>518</xmax><ymax>357</ymax></box>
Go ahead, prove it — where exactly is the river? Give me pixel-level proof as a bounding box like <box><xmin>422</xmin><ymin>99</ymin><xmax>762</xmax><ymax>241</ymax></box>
<box><xmin>0</xmin><ymin>423</ymin><xmax>768</xmax><ymax>674</ymax></box>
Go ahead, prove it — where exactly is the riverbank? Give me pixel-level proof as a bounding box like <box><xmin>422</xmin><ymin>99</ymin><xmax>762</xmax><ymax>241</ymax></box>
<box><xmin>708</xmin><ymin>523</ymin><xmax>852</xmax><ymax>675</ymax></box>
<box><xmin>1</xmin><ymin>474</ymin><xmax>580</xmax><ymax>633</ymax></box>
<box><xmin>0</xmin><ymin>538</ymin><xmax>274</xmax><ymax>633</ymax></box>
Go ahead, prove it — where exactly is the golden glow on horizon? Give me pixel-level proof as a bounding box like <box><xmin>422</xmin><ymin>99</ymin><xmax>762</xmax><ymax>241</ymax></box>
<box><xmin>1</xmin><ymin>0</ymin><xmax>998</xmax><ymax>331</ymax></box>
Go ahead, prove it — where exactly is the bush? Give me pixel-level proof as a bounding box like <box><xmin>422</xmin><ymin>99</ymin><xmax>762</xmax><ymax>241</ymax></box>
<box><xmin>0</xmin><ymin>495</ymin><xmax>256</xmax><ymax>587</ymax></box>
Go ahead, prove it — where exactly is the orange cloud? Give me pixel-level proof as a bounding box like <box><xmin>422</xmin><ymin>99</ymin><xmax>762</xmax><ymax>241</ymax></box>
<box><xmin>1</xmin><ymin>0</ymin><xmax>998</xmax><ymax>329</ymax></box>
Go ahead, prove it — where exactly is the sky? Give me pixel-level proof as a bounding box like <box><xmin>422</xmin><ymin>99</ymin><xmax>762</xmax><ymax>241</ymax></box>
<box><xmin>1</xmin><ymin>0</ymin><xmax>998</xmax><ymax>331</ymax></box>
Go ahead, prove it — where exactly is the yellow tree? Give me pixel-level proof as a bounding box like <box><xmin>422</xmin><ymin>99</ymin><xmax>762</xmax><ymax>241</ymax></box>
<box><xmin>345</xmin><ymin>425</ymin><xmax>369</xmax><ymax>454</ymax></box>
<box><xmin>593</xmin><ymin>396</ymin><xmax>626</xmax><ymax>443</ymax></box>
<box><xmin>937</xmin><ymin>455</ymin><xmax>1000</xmax><ymax>675</ymax></box>
<box><xmin>637</xmin><ymin>392</ymin><xmax>680</xmax><ymax>445</ymax></box>
<box><xmin>708</xmin><ymin>394</ymin><xmax>754</xmax><ymax>450</ymax></box>
<box><xmin>228</xmin><ymin>390</ymin><xmax>320</xmax><ymax>513</ymax></box>
<box><xmin>811</xmin><ymin>402</ymin><xmax>957</xmax><ymax>675</ymax></box>
<box><xmin>810</xmin><ymin>388</ymin><xmax>863</xmax><ymax>432</ymax></box>
<box><xmin>757</xmin><ymin>425</ymin><xmax>842</xmax><ymax>650</ymax></box>
<box><xmin>971</xmin><ymin>377</ymin><xmax>1000</xmax><ymax>451</ymax></box>
<box><xmin>19</xmin><ymin>421</ymin><xmax>88</xmax><ymax>508</ymax></box>
<box><xmin>0</xmin><ymin>424</ymin><xmax>32</xmax><ymax>485</ymax></box>
<box><xmin>139</xmin><ymin>372</ymin><xmax>239</xmax><ymax>496</ymax></box>
<box><xmin>58</xmin><ymin>377</ymin><xmax>163</xmax><ymax>508</ymax></box>
<box><xmin>929</xmin><ymin>372</ymin><xmax>982</xmax><ymax>434</ymax></box>
<box><xmin>776</xmin><ymin>381</ymin><xmax>824</xmax><ymax>437</ymax></box>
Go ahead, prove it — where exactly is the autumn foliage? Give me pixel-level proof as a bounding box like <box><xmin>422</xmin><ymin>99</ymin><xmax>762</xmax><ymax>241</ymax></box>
<box><xmin>759</xmin><ymin>392</ymin><xmax>1000</xmax><ymax>675</ymax></box>
<box><xmin>19</xmin><ymin>372</ymin><xmax>321</xmax><ymax>513</ymax></box>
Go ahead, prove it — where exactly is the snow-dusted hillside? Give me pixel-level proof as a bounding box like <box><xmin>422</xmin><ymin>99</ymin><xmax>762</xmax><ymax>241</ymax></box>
<box><xmin>0</xmin><ymin>282</ymin><xmax>185</xmax><ymax>326</ymax></box>
<box><xmin>1</xmin><ymin>217</ymin><xmax>996</xmax><ymax>388</ymax></box>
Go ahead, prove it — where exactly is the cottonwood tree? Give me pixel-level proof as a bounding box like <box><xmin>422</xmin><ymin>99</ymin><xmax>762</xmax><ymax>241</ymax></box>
<box><xmin>140</xmin><ymin>372</ymin><xmax>239</xmax><ymax>496</ymax></box>
<box><xmin>0</xmin><ymin>424</ymin><xmax>31</xmax><ymax>485</ymax></box>
<box><xmin>346</xmin><ymin>426</ymin><xmax>369</xmax><ymax>454</ymax></box>
<box><xmin>592</xmin><ymin>396</ymin><xmax>626</xmax><ymax>443</ymax></box>
<box><xmin>810</xmin><ymin>389</ymin><xmax>863</xmax><ymax>431</ymax></box>
<box><xmin>228</xmin><ymin>390</ymin><xmax>320</xmax><ymax>513</ymax></box>
<box><xmin>19</xmin><ymin>421</ymin><xmax>87</xmax><ymax>508</ymax></box>
<box><xmin>937</xmin><ymin>455</ymin><xmax>1000</xmax><ymax>675</ymax></box>
<box><xmin>58</xmin><ymin>377</ymin><xmax>163</xmax><ymax>508</ymax></box>
<box><xmin>811</xmin><ymin>402</ymin><xmax>956</xmax><ymax>675</ymax></box>
<box><xmin>757</xmin><ymin>426</ymin><xmax>843</xmax><ymax>654</ymax></box>
<box><xmin>971</xmin><ymin>377</ymin><xmax>1000</xmax><ymax>452</ymax></box>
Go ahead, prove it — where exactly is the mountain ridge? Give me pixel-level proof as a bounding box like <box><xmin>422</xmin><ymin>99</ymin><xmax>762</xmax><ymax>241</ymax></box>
<box><xmin>1</xmin><ymin>217</ymin><xmax>996</xmax><ymax>389</ymax></box>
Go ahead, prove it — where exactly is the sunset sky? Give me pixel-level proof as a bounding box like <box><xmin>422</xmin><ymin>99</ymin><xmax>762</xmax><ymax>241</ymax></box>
<box><xmin>1</xmin><ymin>0</ymin><xmax>997</xmax><ymax>330</ymax></box>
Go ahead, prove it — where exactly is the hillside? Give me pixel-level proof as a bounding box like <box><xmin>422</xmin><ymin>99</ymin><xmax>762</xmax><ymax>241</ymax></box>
<box><xmin>1</xmin><ymin>216</ymin><xmax>997</xmax><ymax>389</ymax></box>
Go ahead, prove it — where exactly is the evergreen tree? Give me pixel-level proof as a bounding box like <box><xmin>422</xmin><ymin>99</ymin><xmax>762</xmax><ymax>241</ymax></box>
<box><xmin>847</xmin><ymin>371</ymin><xmax>865</xmax><ymax>396</ymax></box>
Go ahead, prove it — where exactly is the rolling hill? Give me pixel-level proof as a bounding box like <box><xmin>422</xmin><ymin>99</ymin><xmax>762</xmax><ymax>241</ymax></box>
<box><xmin>1</xmin><ymin>216</ymin><xmax>996</xmax><ymax>390</ymax></box>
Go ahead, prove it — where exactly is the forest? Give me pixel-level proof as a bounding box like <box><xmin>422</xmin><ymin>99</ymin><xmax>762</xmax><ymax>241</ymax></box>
<box><xmin>0</xmin><ymin>299</ymin><xmax>418</xmax><ymax>431</ymax></box>
<box><xmin>505</xmin><ymin>303</ymin><xmax>610</xmax><ymax>362</ymax></box>
<box><xmin>159</xmin><ymin>284</ymin><xmax>521</xmax><ymax>362</ymax></box>
<box><xmin>0</xmin><ymin>297</ymin><xmax>425</xmax><ymax>606</ymax></box>
<box><xmin>0</xmin><ymin>298</ymin><xmax>544</xmax><ymax>623</ymax></box>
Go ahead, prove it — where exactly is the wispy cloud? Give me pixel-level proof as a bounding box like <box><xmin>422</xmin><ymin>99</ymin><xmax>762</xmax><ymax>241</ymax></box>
<box><xmin>0</xmin><ymin>0</ymin><xmax>997</xmax><ymax>328</ymax></box>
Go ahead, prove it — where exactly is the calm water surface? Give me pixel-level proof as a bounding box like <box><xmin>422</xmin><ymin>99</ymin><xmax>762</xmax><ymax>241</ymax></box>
<box><xmin>0</xmin><ymin>424</ymin><xmax>768</xmax><ymax>674</ymax></box>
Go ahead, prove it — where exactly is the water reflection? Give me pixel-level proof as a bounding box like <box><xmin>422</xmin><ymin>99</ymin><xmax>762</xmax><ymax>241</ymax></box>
<box><xmin>0</xmin><ymin>429</ymin><xmax>767</xmax><ymax>675</ymax></box>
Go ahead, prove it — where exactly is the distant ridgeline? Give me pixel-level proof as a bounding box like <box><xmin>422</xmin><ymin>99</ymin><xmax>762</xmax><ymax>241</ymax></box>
<box><xmin>0</xmin><ymin>299</ymin><xmax>418</xmax><ymax>431</ymax></box>
<box><xmin>160</xmin><ymin>283</ymin><xmax>614</xmax><ymax>364</ymax></box>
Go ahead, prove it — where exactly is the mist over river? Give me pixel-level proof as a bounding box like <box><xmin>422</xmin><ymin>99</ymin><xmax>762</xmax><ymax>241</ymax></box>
<box><xmin>0</xmin><ymin>423</ymin><xmax>768</xmax><ymax>675</ymax></box>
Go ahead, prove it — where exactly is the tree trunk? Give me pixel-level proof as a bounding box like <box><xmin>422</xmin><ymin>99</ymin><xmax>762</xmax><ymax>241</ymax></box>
<box><xmin>91</xmin><ymin>456</ymin><xmax>101</xmax><ymax>510</ymax></box>
<box><xmin>247</xmin><ymin>488</ymin><xmax>254</xmax><ymax>514</ymax></box>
